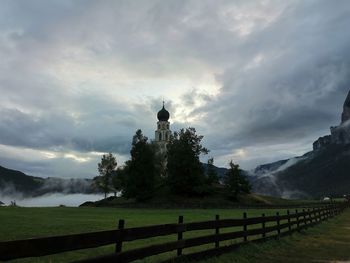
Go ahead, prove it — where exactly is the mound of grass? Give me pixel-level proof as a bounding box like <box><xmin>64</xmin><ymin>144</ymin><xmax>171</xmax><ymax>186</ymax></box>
<box><xmin>81</xmin><ymin>189</ymin><xmax>303</xmax><ymax>208</ymax></box>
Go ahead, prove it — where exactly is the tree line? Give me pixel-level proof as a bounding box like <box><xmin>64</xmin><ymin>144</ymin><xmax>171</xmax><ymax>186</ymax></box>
<box><xmin>94</xmin><ymin>127</ymin><xmax>251</xmax><ymax>201</ymax></box>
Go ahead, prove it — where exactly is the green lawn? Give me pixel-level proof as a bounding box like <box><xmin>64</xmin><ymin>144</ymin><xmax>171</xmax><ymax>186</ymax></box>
<box><xmin>0</xmin><ymin>206</ymin><xmax>347</xmax><ymax>263</ymax></box>
<box><xmin>0</xmin><ymin>206</ymin><xmax>282</xmax><ymax>262</ymax></box>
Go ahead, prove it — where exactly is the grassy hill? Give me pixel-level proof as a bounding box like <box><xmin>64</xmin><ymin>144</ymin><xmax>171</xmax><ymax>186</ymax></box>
<box><xmin>81</xmin><ymin>188</ymin><xmax>318</xmax><ymax>209</ymax></box>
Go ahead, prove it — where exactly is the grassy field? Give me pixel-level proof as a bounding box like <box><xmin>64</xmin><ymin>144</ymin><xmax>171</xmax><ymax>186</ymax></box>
<box><xmin>0</xmin><ymin>206</ymin><xmax>283</xmax><ymax>262</ymax></box>
<box><xmin>197</xmin><ymin>208</ymin><xmax>350</xmax><ymax>263</ymax></box>
<box><xmin>0</xmin><ymin>205</ymin><xmax>347</xmax><ymax>263</ymax></box>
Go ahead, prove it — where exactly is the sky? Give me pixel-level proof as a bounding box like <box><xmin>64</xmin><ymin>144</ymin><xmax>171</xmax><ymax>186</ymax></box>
<box><xmin>0</xmin><ymin>0</ymin><xmax>350</xmax><ymax>178</ymax></box>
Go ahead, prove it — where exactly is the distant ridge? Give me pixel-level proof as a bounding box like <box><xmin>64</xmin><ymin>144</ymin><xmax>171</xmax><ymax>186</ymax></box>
<box><xmin>0</xmin><ymin>165</ymin><xmax>44</xmax><ymax>195</ymax></box>
<box><xmin>0</xmin><ymin>165</ymin><xmax>97</xmax><ymax>197</ymax></box>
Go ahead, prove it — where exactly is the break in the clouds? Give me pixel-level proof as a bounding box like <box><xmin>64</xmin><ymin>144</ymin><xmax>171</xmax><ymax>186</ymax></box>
<box><xmin>0</xmin><ymin>0</ymin><xmax>350</xmax><ymax>178</ymax></box>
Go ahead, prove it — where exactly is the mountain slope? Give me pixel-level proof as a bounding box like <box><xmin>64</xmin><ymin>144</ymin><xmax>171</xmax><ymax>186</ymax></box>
<box><xmin>0</xmin><ymin>166</ymin><xmax>44</xmax><ymax>195</ymax></box>
<box><xmin>276</xmin><ymin>144</ymin><xmax>350</xmax><ymax>198</ymax></box>
<box><xmin>250</xmin><ymin>144</ymin><xmax>350</xmax><ymax>198</ymax></box>
<box><xmin>250</xmin><ymin>90</ymin><xmax>350</xmax><ymax>199</ymax></box>
<box><xmin>0</xmin><ymin>165</ymin><xmax>96</xmax><ymax>196</ymax></box>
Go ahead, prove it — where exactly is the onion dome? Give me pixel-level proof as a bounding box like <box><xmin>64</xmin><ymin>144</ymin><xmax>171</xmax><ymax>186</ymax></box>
<box><xmin>157</xmin><ymin>103</ymin><xmax>170</xmax><ymax>121</ymax></box>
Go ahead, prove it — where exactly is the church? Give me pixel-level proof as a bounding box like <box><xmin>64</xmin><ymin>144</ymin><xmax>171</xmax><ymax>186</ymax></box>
<box><xmin>154</xmin><ymin>102</ymin><xmax>172</xmax><ymax>146</ymax></box>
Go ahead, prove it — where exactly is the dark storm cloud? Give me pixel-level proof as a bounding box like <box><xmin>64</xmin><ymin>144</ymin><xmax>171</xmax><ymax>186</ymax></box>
<box><xmin>0</xmin><ymin>0</ymin><xmax>350</xmax><ymax>176</ymax></box>
<box><xmin>0</xmin><ymin>106</ymin><xmax>134</xmax><ymax>154</ymax></box>
<box><xmin>191</xmin><ymin>1</ymin><xmax>350</xmax><ymax>163</ymax></box>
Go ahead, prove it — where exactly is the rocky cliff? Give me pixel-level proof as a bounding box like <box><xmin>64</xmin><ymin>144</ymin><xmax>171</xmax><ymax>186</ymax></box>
<box><xmin>251</xmin><ymin>90</ymin><xmax>350</xmax><ymax>198</ymax></box>
<box><xmin>313</xmin><ymin>90</ymin><xmax>350</xmax><ymax>150</ymax></box>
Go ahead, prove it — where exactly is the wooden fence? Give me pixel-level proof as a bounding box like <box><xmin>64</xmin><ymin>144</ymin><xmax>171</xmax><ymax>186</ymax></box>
<box><xmin>0</xmin><ymin>203</ymin><xmax>347</xmax><ymax>263</ymax></box>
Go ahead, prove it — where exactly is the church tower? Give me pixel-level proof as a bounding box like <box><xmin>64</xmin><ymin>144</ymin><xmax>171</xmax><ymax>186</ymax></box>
<box><xmin>155</xmin><ymin>102</ymin><xmax>171</xmax><ymax>153</ymax></box>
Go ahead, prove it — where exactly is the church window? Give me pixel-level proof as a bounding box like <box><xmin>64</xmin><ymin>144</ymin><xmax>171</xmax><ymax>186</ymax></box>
<box><xmin>158</xmin><ymin>124</ymin><xmax>160</xmax><ymax>129</ymax></box>
<box><xmin>159</xmin><ymin>133</ymin><xmax>162</xmax><ymax>140</ymax></box>
<box><xmin>167</xmin><ymin>124</ymin><xmax>169</xmax><ymax>129</ymax></box>
<box><xmin>165</xmin><ymin>133</ymin><xmax>168</xmax><ymax>140</ymax></box>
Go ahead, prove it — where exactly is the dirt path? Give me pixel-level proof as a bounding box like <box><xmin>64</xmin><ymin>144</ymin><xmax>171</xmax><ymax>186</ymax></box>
<box><xmin>199</xmin><ymin>209</ymin><xmax>350</xmax><ymax>263</ymax></box>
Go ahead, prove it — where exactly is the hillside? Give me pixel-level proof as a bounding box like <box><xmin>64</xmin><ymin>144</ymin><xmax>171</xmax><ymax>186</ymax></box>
<box><xmin>250</xmin><ymin>90</ymin><xmax>350</xmax><ymax>199</ymax></box>
<box><xmin>250</xmin><ymin>144</ymin><xmax>350</xmax><ymax>199</ymax></box>
<box><xmin>0</xmin><ymin>165</ymin><xmax>97</xmax><ymax>197</ymax></box>
<box><xmin>80</xmin><ymin>191</ymin><xmax>303</xmax><ymax>208</ymax></box>
<box><xmin>0</xmin><ymin>166</ymin><xmax>44</xmax><ymax>195</ymax></box>
<box><xmin>277</xmin><ymin>144</ymin><xmax>350</xmax><ymax>198</ymax></box>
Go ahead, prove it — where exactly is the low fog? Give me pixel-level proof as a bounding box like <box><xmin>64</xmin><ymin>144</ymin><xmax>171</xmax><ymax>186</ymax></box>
<box><xmin>0</xmin><ymin>193</ymin><xmax>103</xmax><ymax>207</ymax></box>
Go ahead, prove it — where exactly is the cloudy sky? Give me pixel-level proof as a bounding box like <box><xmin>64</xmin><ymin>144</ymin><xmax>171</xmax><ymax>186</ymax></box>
<box><xmin>0</xmin><ymin>0</ymin><xmax>350</xmax><ymax>178</ymax></box>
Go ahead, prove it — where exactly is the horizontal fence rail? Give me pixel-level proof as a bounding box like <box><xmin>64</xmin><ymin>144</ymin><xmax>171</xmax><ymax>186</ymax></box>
<box><xmin>0</xmin><ymin>203</ymin><xmax>347</xmax><ymax>262</ymax></box>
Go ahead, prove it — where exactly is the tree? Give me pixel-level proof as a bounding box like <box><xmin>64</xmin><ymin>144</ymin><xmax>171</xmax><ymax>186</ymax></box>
<box><xmin>95</xmin><ymin>153</ymin><xmax>117</xmax><ymax>198</ymax></box>
<box><xmin>206</xmin><ymin>157</ymin><xmax>219</xmax><ymax>185</ymax></box>
<box><xmin>124</xmin><ymin>129</ymin><xmax>158</xmax><ymax>201</ymax></box>
<box><xmin>111</xmin><ymin>166</ymin><xmax>127</xmax><ymax>197</ymax></box>
<box><xmin>223</xmin><ymin>161</ymin><xmax>251</xmax><ymax>200</ymax></box>
<box><xmin>166</xmin><ymin>127</ymin><xmax>209</xmax><ymax>195</ymax></box>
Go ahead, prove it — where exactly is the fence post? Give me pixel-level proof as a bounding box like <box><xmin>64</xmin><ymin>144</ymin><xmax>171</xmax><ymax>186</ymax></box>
<box><xmin>330</xmin><ymin>204</ymin><xmax>333</xmax><ymax>217</ymax></box>
<box><xmin>276</xmin><ymin>212</ymin><xmax>280</xmax><ymax>237</ymax></box>
<box><xmin>296</xmin><ymin>209</ymin><xmax>300</xmax><ymax>231</ymax></box>
<box><xmin>318</xmin><ymin>207</ymin><xmax>322</xmax><ymax>222</ymax></box>
<box><xmin>325</xmin><ymin>205</ymin><xmax>329</xmax><ymax>220</ymax></box>
<box><xmin>115</xmin><ymin>219</ymin><xmax>125</xmax><ymax>253</ymax></box>
<box><xmin>215</xmin><ymin>215</ymin><xmax>220</xmax><ymax>248</ymax></box>
<box><xmin>327</xmin><ymin>205</ymin><xmax>331</xmax><ymax>219</ymax></box>
<box><xmin>177</xmin><ymin>216</ymin><xmax>184</xmax><ymax>256</ymax></box>
<box><xmin>243</xmin><ymin>212</ymin><xmax>248</xmax><ymax>242</ymax></box>
<box><xmin>307</xmin><ymin>208</ymin><xmax>311</xmax><ymax>226</ymax></box>
<box><xmin>303</xmin><ymin>209</ymin><xmax>307</xmax><ymax>228</ymax></box>
<box><xmin>287</xmin><ymin>210</ymin><xmax>291</xmax><ymax>232</ymax></box>
<box><xmin>262</xmin><ymin>213</ymin><xmax>266</xmax><ymax>238</ymax></box>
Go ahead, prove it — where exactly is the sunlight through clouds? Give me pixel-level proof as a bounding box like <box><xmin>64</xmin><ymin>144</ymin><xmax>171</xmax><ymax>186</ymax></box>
<box><xmin>0</xmin><ymin>0</ymin><xmax>349</xmax><ymax>177</ymax></box>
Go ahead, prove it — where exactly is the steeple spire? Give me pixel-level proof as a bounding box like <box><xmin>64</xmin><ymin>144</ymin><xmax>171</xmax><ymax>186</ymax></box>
<box><xmin>155</xmin><ymin>103</ymin><xmax>171</xmax><ymax>143</ymax></box>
